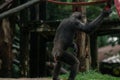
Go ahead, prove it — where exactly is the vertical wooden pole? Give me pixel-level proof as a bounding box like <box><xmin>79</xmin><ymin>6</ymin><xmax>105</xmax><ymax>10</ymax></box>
<box><xmin>0</xmin><ymin>18</ymin><xmax>12</xmax><ymax>77</ymax></box>
<box><xmin>29</xmin><ymin>33</ymin><xmax>47</xmax><ymax>77</ymax></box>
<box><xmin>0</xmin><ymin>0</ymin><xmax>17</xmax><ymax>77</ymax></box>
<box><xmin>39</xmin><ymin>0</ymin><xmax>46</xmax><ymax>20</ymax></box>
<box><xmin>29</xmin><ymin>0</ymin><xmax>47</xmax><ymax>77</ymax></box>
<box><xmin>20</xmin><ymin>29</ymin><xmax>29</xmax><ymax>77</ymax></box>
<box><xmin>90</xmin><ymin>34</ymin><xmax>98</xmax><ymax>70</ymax></box>
<box><xmin>73</xmin><ymin>0</ymin><xmax>91</xmax><ymax>72</ymax></box>
<box><xmin>19</xmin><ymin>0</ymin><xmax>30</xmax><ymax>77</ymax></box>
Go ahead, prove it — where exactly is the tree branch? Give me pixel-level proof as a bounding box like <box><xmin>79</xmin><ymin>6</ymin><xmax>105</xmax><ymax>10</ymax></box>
<box><xmin>0</xmin><ymin>0</ymin><xmax>13</xmax><ymax>13</ymax></box>
<box><xmin>0</xmin><ymin>0</ymin><xmax>42</xmax><ymax>20</ymax></box>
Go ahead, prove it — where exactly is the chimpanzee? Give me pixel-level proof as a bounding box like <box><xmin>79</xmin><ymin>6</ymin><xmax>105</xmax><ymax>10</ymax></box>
<box><xmin>52</xmin><ymin>8</ymin><xmax>111</xmax><ymax>80</ymax></box>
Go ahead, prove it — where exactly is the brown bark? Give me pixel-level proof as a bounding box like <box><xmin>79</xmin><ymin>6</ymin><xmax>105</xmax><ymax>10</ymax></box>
<box><xmin>0</xmin><ymin>0</ymin><xmax>17</xmax><ymax>77</ymax></box>
<box><xmin>0</xmin><ymin>18</ymin><xmax>12</xmax><ymax>77</ymax></box>
<box><xmin>73</xmin><ymin>0</ymin><xmax>91</xmax><ymax>72</ymax></box>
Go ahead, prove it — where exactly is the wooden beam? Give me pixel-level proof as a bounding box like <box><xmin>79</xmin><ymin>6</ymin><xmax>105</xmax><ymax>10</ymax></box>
<box><xmin>0</xmin><ymin>0</ymin><xmax>13</xmax><ymax>12</ymax></box>
<box><xmin>0</xmin><ymin>0</ymin><xmax>42</xmax><ymax>20</ymax></box>
<box><xmin>97</xmin><ymin>28</ymin><xmax>120</xmax><ymax>36</ymax></box>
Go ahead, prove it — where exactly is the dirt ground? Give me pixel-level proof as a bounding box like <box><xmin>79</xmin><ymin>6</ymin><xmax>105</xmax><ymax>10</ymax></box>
<box><xmin>0</xmin><ymin>78</ymin><xmax>52</xmax><ymax>80</ymax></box>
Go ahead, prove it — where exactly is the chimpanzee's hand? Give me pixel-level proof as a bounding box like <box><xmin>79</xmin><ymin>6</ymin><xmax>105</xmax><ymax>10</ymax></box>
<box><xmin>102</xmin><ymin>8</ymin><xmax>112</xmax><ymax>17</ymax></box>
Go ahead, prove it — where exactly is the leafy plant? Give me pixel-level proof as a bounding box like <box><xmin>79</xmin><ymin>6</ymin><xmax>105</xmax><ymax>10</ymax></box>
<box><xmin>60</xmin><ymin>70</ymin><xmax>120</xmax><ymax>80</ymax></box>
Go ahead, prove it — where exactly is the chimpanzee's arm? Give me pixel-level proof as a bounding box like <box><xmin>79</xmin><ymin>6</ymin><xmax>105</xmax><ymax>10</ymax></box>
<box><xmin>76</xmin><ymin>9</ymin><xmax>111</xmax><ymax>34</ymax></box>
<box><xmin>83</xmin><ymin>12</ymin><xmax>105</xmax><ymax>33</ymax></box>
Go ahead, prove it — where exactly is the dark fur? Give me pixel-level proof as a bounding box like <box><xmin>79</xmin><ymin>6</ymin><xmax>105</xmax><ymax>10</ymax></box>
<box><xmin>52</xmin><ymin>10</ymin><xmax>111</xmax><ymax>80</ymax></box>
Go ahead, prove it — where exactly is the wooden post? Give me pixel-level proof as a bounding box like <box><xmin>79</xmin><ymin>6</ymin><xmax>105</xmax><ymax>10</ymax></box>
<box><xmin>19</xmin><ymin>0</ymin><xmax>30</xmax><ymax>77</ymax></box>
<box><xmin>39</xmin><ymin>0</ymin><xmax>46</xmax><ymax>20</ymax></box>
<box><xmin>0</xmin><ymin>18</ymin><xmax>12</xmax><ymax>77</ymax></box>
<box><xmin>29</xmin><ymin>33</ymin><xmax>47</xmax><ymax>77</ymax></box>
<box><xmin>90</xmin><ymin>34</ymin><xmax>98</xmax><ymax>70</ymax></box>
<box><xmin>20</xmin><ymin>29</ymin><xmax>30</xmax><ymax>77</ymax></box>
<box><xmin>29</xmin><ymin>0</ymin><xmax>47</xmax><ymax>77</ymax></box>
<box><xmin>0</xmin><ymin>0</ymin><xmax>17</xmax><ymax>77</ymax></box>
<box><xmin>73</xmin><ymin>0</ymin><xmax>91</xmax><ymax>72</ymax></box>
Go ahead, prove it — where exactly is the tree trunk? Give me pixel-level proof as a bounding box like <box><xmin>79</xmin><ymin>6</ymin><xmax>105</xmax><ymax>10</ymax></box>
<box><xmin>73</xmin><ymin>0</ymin><xmax>91</xmax><ymax>72</ymax></box>
<box><xmin>0</xmin><ymin>18</ymin><xmax>12</xmax><ymax>77</ymax></box>
<box><xmin>0</xmin><ymin>0</ymin><xmax>16</xmax><ymax>77</ymax></box>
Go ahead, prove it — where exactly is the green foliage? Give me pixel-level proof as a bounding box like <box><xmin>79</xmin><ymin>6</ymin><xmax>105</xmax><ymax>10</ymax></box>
<box><xmin>109</xmin><ymin>6</ymin><xmax>119</xmax><ymax>20</ymax></box>
<box><xmin>12</xmin><ymin>64</ymin><xmax>20</xmax><ymax>78</ymax></box>
<box><xmin>97</xmin><ymin>34</ymin><xmax>120</xmax><ymax>48</ymax></box>
<box><xmin>97</xmin><ymin>36</ymin><xmax>109</xmax><ymax>48</ymax></box>
<box><xmin>47</xmin><ymin>0</ymin><xmax>119</xmax><ymax>20</ymax></box>
<box><xmin>12</xmin><ymin>23</ymin><xmax>20</xmax><ymax>77</ymax></box>
<box><xmin>60</xmin><ymin>70</ymin><xmax>120</xmax><ymax>80</ymax></box>
<box><xmin>46</xmin><ymin>1</ymin><xmax>72</xmax><ymax>20</ymax></box>
<box><xmin>86</xmin><ymin>5</ymin><xmax>102</xmax><ymax>19</ymax></box>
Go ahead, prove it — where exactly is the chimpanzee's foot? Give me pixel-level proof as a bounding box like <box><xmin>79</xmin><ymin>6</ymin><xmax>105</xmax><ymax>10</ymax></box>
<box><xmin>53</xmin><ymin>77</ymin><xmax>60</xmax><ymax>80</ymax></box>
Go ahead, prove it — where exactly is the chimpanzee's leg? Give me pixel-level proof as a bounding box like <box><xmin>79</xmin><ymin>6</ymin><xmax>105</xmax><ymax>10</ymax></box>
<box><xmin>60</xmin><ymin>52</ymin><xmax>80</xmax><ymax>80</ymax></box>
<box><xmin>53</xmin><ymin>60</ymin><xmax>62</xmax><ymax>80</ymax></box>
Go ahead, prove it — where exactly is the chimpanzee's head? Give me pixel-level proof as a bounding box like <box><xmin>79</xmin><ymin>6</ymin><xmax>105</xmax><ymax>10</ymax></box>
<box><xmin>71</xmin><ymin>12</ymin><xmax>82</xmax><ymax>20</ymax></box>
